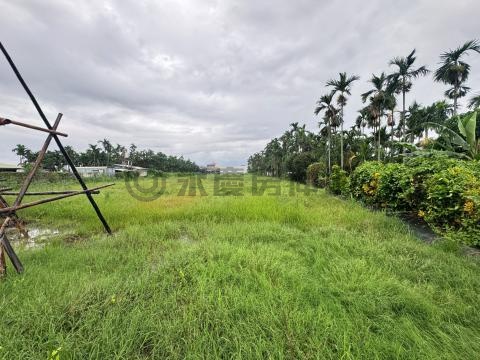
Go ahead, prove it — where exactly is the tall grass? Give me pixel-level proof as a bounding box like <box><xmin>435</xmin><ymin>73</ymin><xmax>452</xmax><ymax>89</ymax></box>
<box><xmin>0</xmin><ymin>175</ymin><xmax>479</xmax><ymax>359</ymax></box>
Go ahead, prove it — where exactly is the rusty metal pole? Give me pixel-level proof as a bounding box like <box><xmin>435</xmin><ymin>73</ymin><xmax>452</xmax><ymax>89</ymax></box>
<box><xmin>0</xmin><ymin>42</ymin><xmax>112</xmax><ymax>234</ymax></box>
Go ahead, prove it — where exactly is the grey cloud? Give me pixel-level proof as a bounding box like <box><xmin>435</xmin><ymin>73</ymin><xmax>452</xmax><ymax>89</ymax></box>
<box><xmin>1</xmin><ymin>0</ymin><xmax>480</xmax><ymax>166</ymax></box>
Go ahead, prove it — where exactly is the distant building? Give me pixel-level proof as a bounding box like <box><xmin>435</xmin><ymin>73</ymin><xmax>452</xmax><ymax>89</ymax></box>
<box><xmin>0</xmin><ymin>163</ymin><xmax>22</xmax><ymax>173</ymax></box>
<box><xmin>219</xmin><ymin>165</ymin><xmax>248</xmax><ymax>174</ymax></box>
<box><xmin>204</xmin><ymin>163</ymin><xmax>220</xmax><ymax>174</ymax></box>
<box><xmin>70</xmin><ymin>164</ymin><xmax>148</xmax><ymax>178</ymax></box>
<box><xmin>74</xmin><ymin>166</ymin><xmax>115</xmax><ymax>178</ymax></box>
<box><xmin>112</xmin><ymin>164</ymin><xmax>148</xmax><ymax>177</ymax></box>
<box><xmin>200</xmin><ymin>163</ymin><xmax>247</xmax><ymax>174</ymax></box>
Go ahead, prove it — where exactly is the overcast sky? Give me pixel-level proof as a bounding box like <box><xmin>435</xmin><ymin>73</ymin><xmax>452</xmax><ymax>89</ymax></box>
<box><xmin>1</xmin><ymin>0</ymin><xmax>480</xmax><ymax>166</ymax></box>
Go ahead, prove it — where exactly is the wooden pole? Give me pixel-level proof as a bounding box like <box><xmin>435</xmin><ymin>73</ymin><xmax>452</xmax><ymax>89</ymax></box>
<box><xmin>0</xmin><ymin>184</ymin><xmax>114</xmax><ymax>214</ymax></box>
<box><xmin>0</xmin><ymin>117</ymin><xmax>68</xmax><ymax>137</ymax></box>
<box><xmin>0</xmin><ymin>244</ymin><xmax>6</xmax><ymax>277</ymax></box>
<box><xmin>0</xmin><ymin>115</ymin><xmax>62</xmax><ymax>274</ymax></box>
<box><xmin>0</xmin><ymin>190</ymin><xmax>100</xmax><ymax>196</ymax></box>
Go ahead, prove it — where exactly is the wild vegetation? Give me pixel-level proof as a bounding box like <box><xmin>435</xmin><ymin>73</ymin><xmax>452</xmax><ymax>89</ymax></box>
<box><xmin>348</xmin><ymin>155</ymin><xmax>480</xmax><ymax>245</ymax></box>
<box><xmin>248</xmin><ymin>40</ymin><xmax>480</xmax><ymax>245</ymax></box>
<box><xmin>0</xmin><ymin>176</ymin><xmax>479</xmax><ymax>359</ymax></box>
<box><xmin>249</xmin><ymin>40</ymin><xmax>480</xmax><ymax>176</ymax></box>
<box><xmin>2</xmin><ymin>39</ymin><xmax>480</xmax><ymax>360</ymax></box>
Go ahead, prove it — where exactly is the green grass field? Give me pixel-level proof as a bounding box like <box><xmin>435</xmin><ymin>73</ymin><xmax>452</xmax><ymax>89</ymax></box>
<box><xmin>0</xmin><ymin>175</ymin><xmax>479</xmax><ymax>359</ymax></box>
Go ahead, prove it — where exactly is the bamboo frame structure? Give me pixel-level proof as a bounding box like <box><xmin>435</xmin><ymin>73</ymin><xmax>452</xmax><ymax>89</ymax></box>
<box><xmin>0</xmin><ymin>42</ymin><xmax>114</xmax><ymax>276</ymax></box>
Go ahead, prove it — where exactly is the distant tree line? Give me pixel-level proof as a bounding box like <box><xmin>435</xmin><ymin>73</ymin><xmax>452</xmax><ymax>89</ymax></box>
<box><xmin>249</xmin><ymin>40</ymin><xmax>480</xmax><ymax>182</ymax></box>
<box><xmin>12</xmin><ymin>138</ymin><xmax>199</xmax><ymax>173</ymax></box>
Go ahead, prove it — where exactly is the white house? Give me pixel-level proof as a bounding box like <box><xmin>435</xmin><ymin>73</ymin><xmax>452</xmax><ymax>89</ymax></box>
<box><xmin>74</xmin><ymin>166</ymin><xmax>115</xmax><ymax>178</ymax></box>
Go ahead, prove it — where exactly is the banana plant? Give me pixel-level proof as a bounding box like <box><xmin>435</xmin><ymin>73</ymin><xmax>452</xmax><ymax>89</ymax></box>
<box><xmin>426</xmin><ymin>111</ymin><xmax>478</xmax><ymax>160</ymax></box>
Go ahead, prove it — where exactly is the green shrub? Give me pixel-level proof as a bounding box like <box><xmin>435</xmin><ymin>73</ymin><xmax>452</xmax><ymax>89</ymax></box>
<box><xmin>375</xmin><ymin>163</ymin><xmax>412</xmax><ymax>210</ymax></box>
<box><xmin>328</xmin><ymin>165</ymin><xmax>350</xmax><ymax>196</ymax></box>
<box><xmin>306</xmin><ymin>161</ymin><xmax>327</xmax><ymax>188</ymax></box>
<box><xmin>350</xmin><ymin>158</ymin><xmax>480</xmax><ymax>246</ymax></box>
<box><xmin>286</xmin><ymin>152</ymin><xmax>317</xmax><ymax>183</ymax></box>
<box><xmin>349</xmin><ymin>161</ymin><xmax>384</xmax><ymax>205</ymax></box>
<box><xmin>403</xmin><ymin>155</ymin><xmax>459</xmax><ymax>209</ymax></box>
<box><xmin>423</xmin><ymin>165</ymin><xmax>480</xmax><ymax>246</ymax></box>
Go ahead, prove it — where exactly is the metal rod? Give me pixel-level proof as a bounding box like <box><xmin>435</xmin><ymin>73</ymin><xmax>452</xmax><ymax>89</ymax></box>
<box><xmin>0</xmin><ymin>190</ymin><xmax>100</xmax><ymax>196</ymax></box>
<box><xmin>0</xmin><ymin>117</ymin><xmax>68</xmax><ymax>137</ymax></box>
<box><xmin>0</xmin><ymin>188</ymin><xmax>13</xmax><ymax>193</ymax></box>
<box><xmin>0</xmin><ymin>184</ymin><xmax>114</xmax><ymax>214</ymax></box>
<box><xmin>0</xmin><ymin>41</ymin><xmax>112</xmax><ymax>235</ymax></box>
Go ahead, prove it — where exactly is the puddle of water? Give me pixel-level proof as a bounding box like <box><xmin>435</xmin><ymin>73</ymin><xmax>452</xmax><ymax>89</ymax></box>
<box><xmin>6</xmin><ymin>227</ymin><xmax>60</xmax><ymax>249</ymax></box>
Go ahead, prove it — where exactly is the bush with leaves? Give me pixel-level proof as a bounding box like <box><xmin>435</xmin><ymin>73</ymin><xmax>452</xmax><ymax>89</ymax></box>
<box><xmin>306</xmin><ymin>161</ymin><xmax>327</xmax><ymax>187</ymax></box>
<box><xmin>349</xmin><ymin>158</ymin><xmax>480</xmax><ymax>246</ymax></box>
<box><xmin>375</xmin><ymin>163</ymin><xmax>412</xmax><ymax>210</ymax></box>
<box><xmin>350</xmin><ymin>162</ymin><xmax>411</xmax><ymax>209</ymax></box>
<box><xmin>349</xmin><ymin>161</ymin><xmax>385</xmax><ymax>205</ymax></box>
<box><xmin>423</xmin><ymin>164</ymin><xmax>480</xmax><ymax>246</ymax></box>
<box><xmin>285</xmin><ymin>152</ymin><xmax>317</xmax><ymax>183</ymax></box>
<box><xmin>328</xmin><ymin>165</ymin><xmax>350</xmax><ymax>196</ymax></box>
<box><xmin>403</xmin><ymin>154</ymin><xmax>459</xmax><ymax>209</ymax></box>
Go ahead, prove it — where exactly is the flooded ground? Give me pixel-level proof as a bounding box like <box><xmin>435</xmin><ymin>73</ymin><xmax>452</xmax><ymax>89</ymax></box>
<box><xmin>6</xmin><ymin>226</ymin><xmax>60</xmax><ymax>249</ymax></box>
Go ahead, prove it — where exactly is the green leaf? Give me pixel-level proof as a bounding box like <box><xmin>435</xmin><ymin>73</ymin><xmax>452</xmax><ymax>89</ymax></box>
<box><xmin>457</xmin><ymin>112</ymin><xmax>477</xmax><ymax>150</ymax></box>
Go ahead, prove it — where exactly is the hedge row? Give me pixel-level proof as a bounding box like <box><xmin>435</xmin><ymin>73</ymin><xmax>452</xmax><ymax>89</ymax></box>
<box><xmin>343</xmin><ymin>156</ymin><xmax>480</xmax><ymax>246</ymax></box>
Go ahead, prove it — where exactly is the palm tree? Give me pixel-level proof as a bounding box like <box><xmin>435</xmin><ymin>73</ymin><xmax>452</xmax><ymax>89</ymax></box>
<box><xmin>12</xmin><ymin>144</ymin><xmax>27</xmax><ymax>165</ymax></box>
<box><xmin>468</xmin><ymin>94</ymin><xmax>480</xmax><ymax>109</ymax></box>
<box><xmin>98</xmin><ymin>138</ymin><xmax>113</xmax><ymax>165</ymax></box>
<box><xmin>388</xmin><ymin>49</ymin><xmax>429</xmax><ymax>142</ymax></box>
<box><xmin>362</xmin><ymin>73</ymin><xmax>389</xmax><ymax>161</ymax></box>
<box><xmin>356</xmin><ymin>109</ymin><xmax>368</xmax><ymax>135</ymax></box>
<box><xmin>434</xmin><ymin>40</ymin><xmax>480</xmax><ymax>116</ymax></box>
<box><xmin>265</xmin><ymin>138</ymin><xmax>283</xmax><ymax>176</ymax></box>
<box><xmin>384</xmin><ymin>91</ymin><xmax>397</xmax><ymax>156</ymax></box>
<box><xmin>287</xmin><ymin>122</ymin><xmax>300</xmax><ymax>153</ymax></box>
<box><xmin>315</xmin><ymin>91</ymin><xmax>338</xmax><ymax>174</ymax></box>
<box><xmin>88</xmin><ymin>144</ymin><xmax>101</xmax><ymax>166</ymax></box>
<box><xmin>326</xmin><ymin>72</ymin><xmax>360</xmax><ymax>169</ymax></box>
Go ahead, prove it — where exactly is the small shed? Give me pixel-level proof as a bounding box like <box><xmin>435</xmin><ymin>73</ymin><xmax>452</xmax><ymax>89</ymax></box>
<box><xmin>0</xmin><ymin>163</ymin><xmax>21</xmax><ymax>173</ymax></box>
<box><xmin>74</xmin><ymin>166</ymin><xmax>115</xmax><ymax>178</ymax></box>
